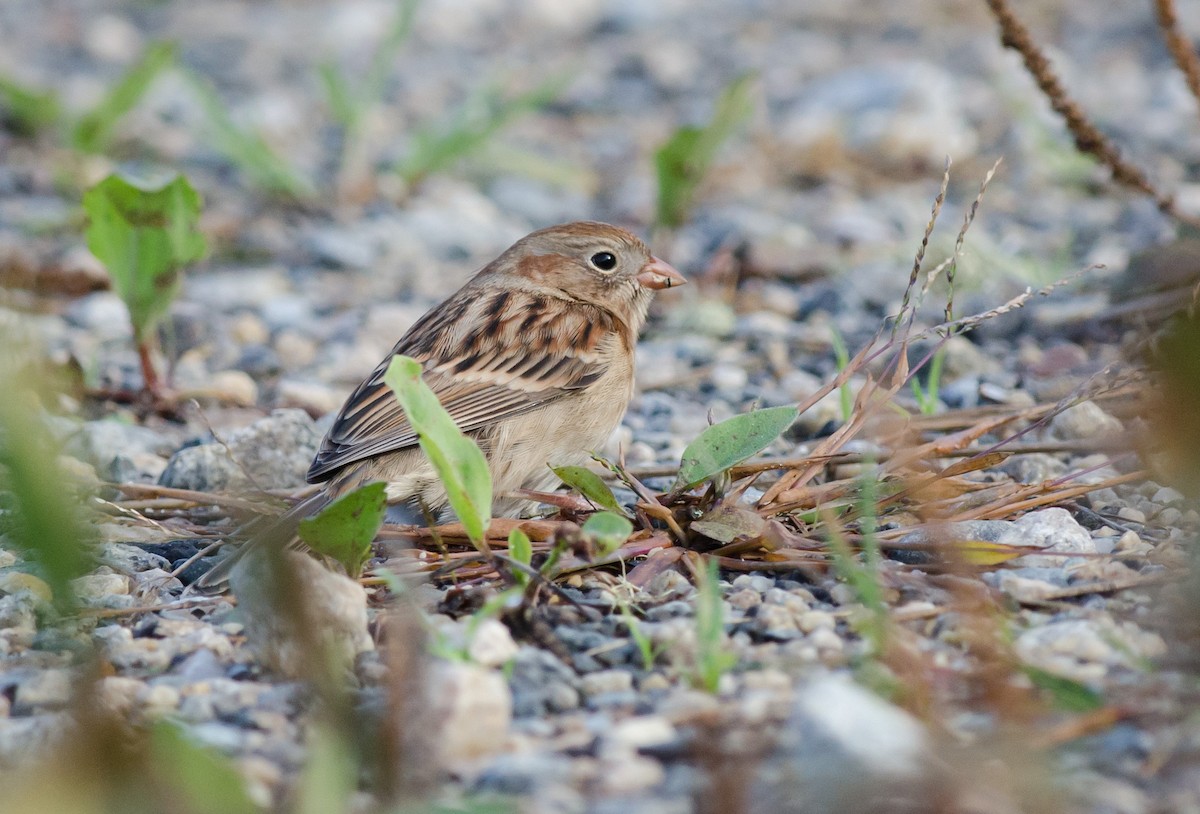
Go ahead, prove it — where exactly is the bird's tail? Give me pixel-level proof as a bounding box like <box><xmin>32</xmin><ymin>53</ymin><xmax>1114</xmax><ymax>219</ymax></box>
<box><xmin>193</xmin><ymin>489</ymin><xmax>332</xmax><ymax>591</ymax></box>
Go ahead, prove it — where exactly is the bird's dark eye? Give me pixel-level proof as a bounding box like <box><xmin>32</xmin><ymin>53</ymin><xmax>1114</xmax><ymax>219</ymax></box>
<box><xmin>590</xmin><ymin>251</ymin><xmax>617</xmax><ymax>272</ymax></box>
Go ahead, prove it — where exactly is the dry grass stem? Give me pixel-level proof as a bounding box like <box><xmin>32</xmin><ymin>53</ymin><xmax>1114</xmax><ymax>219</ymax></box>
<box><xmin>1154</xmin><ymin>0</ymin><xmax>1200</xmax><ymax>115</ymax></box>
<box><xmin>985</xmin><ymin>0</ymin><xmax>1200</xmax><ymax>225</ymax></box>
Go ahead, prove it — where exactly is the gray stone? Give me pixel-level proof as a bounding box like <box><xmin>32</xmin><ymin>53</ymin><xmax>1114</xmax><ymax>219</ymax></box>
<box><xmin>99</xmin><ymin>543</ymin><xmax>171</xmax><ymax>573</ymax></box>
<box><xmin>509</xmin><ymin>646</ymin><xmax>581</xmax><ymax>717</ymax></box>
<box><xmin>752</xmin><ymin>673</ymin><xmax>941</xmax><ymax>814</ymax></box>
<box><xmin>229</xmin><ymin>549</ymin><xmax>373</xmax><ymax>679</ymax></box>
<box><xmin>1000</xmin><ymin>453</ymin><xmax>1068</xmax><ymax>484</ymax></box>
<box><xmin>1049</xmin><ymin>400</ymin><xmax>1124</xmax><ymax>441</ymax></box>
<box><xmin>159</xmin><ymin>409</ymin><xmax>321</xmax><ymax>492</ymax></box>
<box><xmin>65</xmin><ymin>419</ymin><xmax>174</xmax><ymax>482</ymax></box>
<box><xmin>1015</xmin><ymin>619</ymin><xmax>1167</xmax><ymax>684</ymax></box>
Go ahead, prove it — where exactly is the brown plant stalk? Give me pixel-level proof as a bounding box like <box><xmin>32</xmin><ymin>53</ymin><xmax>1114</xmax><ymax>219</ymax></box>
<box><xmin>985</xmin><ymin>0</ymin><xmax>1200</xmax><ymax>226</ymax></box>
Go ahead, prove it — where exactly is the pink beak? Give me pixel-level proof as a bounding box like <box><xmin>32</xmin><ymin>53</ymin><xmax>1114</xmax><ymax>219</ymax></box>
<box><xmin>636</xmin><ymin>256</ymin><xmax>687</xmax><ymax>290</ymax></box>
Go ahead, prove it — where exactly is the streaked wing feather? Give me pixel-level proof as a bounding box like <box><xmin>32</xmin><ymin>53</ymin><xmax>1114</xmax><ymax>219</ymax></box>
<box><xmin>307</xmin><ymin>287</ymin><xmax>615</xmax><ymax>483</ymax></box>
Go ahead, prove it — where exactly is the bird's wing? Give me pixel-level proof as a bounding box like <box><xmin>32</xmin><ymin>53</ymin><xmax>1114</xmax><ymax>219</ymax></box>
<box><xmin>307</xmin><ymin>286</ymin><xmax>622</xmax><ymax>483</ymax></box>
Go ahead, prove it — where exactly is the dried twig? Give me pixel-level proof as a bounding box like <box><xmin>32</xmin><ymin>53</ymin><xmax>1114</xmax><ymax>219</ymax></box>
<box><xmin>985</xmin><ymin>0</ymin><xmax>1200</xmax><ymax>226</ymax></box>
<box><xmin>1154</xmin><ymin>0</ymin><xmax>1200</xmax><ymax>115</ymax></box>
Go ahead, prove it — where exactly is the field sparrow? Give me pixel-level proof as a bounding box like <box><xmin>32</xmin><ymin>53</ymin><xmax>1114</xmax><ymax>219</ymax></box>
<box><xmin>200</xmin><ymin>221</ymin><xmax>683</xmax><ymax>586</ymax></box>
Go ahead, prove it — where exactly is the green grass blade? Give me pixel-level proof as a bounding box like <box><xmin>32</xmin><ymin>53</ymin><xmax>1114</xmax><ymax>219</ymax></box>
<box><xmin>71</xmin><ymin>41</ymin><xmax>176</xmax><ymax>153</ymax></box>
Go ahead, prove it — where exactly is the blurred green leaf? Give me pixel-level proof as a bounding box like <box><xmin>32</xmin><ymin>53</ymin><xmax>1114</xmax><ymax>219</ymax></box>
<box><xmin>320</xmin><ymin>0</ymin><xmax>419</xmax><ymax>133</ymax></box>
<box><xmin>580</xmin><ymin>511</ymin><xmax>633</xmax><ymax>557</ymax></box>
<box><xmin>292</xmin><ymin>722</ymin><xmax>358</xmax><ymax>814</ymax></box>
<box><xmin>829</xmin><ymin>326</ymin><xmax>853</xmax><ymax>422</ymax></box>
<box><xmin>397</xmin><ymin>77</ymin><xmax>566</xmax><ymax>186</ymax></box>
<box><xmin>0</xmin><ymin>359</ymin><xmax>91</xmax><ymax>611</ymax></box>
<box><xmin>83</xmin><ymin>172</ymin><xmax>205</xmax><ymax>345</ymax></box>
<box><xmin>383</xmin><ymin>355</ymin><xmax>492</xmax><ymax>547</ymax></box>
<box><xmin>507</xmin><ymin>527</ymin><xmax>532</xmax><ymax>588</ymax></box>
<box><xmin>148</xmin><ymin>721</ymin><xmax>260</xmax><ymax>814</ymax></box>
<box><xmin>654</xmin><ymin>75</ymin><xmax>754</xmax><ymax>229</ymax></box>
<box><xmin>181</xmin><ymin>69</ymin><xmax>315</xmax><ymax>200</ymax></box>
<box><xmin>298</xmin><ymin>482</ymin><xmax>387</xmax><ymax>577</ymax></box>
<box><xmin>0</xmin><ymin>75</ymin><xmax>61</xmax><ymax>137</ymax></box>
<box><xmin>1150</xmin><ymin>311</ymin><xmax>1200</xmax><ymax>496</ymax></box>
<box><xmin>552</xmin><ymin>465</ymin><xmax>626</xmax><ymax>516</ymax></box>
<box><xmin>672</xmin><ymin>405</ymin><xmax>797</xmax><ymax>491</ymax></box>
<box><xmin>71</xmin><ymin>41</ymin><xmax>176</xmax><ymax>153</ymax></box>
<box><xmin>1022</xmin><ymin>666</ymin><xmax>1105</xmax><ymax>712</ymax></box>
<box><xmin>692</xmin><ymin>558</ymin><xmax>736</xmax><ymax>693</ymax></box>
<box><xmin>317</xmin><ymin>62</ymin><xmax>357</xmax><ymax>131</ymax></box>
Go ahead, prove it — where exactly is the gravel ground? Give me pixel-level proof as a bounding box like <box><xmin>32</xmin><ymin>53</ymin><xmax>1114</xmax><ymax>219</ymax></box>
<box><xmin>2</xmin><ymin>0</ymin><xmax>1200</xmax><ymax>812</ymax></box>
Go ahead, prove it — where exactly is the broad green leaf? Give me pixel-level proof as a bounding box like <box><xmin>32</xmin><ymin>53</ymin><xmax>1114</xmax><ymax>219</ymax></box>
<box><xmin>148</xmin><ymin>721</ymin><xmax>259</xmax><ymax>814</ymax></box>
<box><xmin>1022</xmin><ymin>665</ymin><xmax>1105</xmax><ymax>712</ymax></box>
<box><xmin>83</xmin><ymin>172</ymin><xmax>205</xmax><ymax>343</ymax></box>
<box><xmin>655</xmin><ymin>75</ymin><xmax>754</xmax><ymax>229</ymax></box>
<box><xmin>297</xmin><ymin>482</ymin><xmax>387</xmax><ymax>577</ymax></box>
<box><xmin>581</xmin><ymin>511</ymin><xmax>633</xmax><ymax>557</ymax></box>
<box><xmin>552</xmin><ymin>464</ymin><xmax>626</xmax><ymax>515</ymax></box>
<box><xmin>0</xmin><ymin>75</ymin><xmax>61</xmax><ymax>136</ymax></box>
<box><xmin>673</xmin><ymin>405</ymin><xmax>798</xmax><ymax>491</ymax></box>
<box><xmin>507</xmin><ymin>527</ymin><xmax>532</xmax><ymax>588</ymax></box>
<box><xmin>383</xmin><ymin>356</ymin><xmax>492</xmax><ymax>546</ymax></box>
<box><xmin>71</xmin><ymin>41</ymin><xmax>176</xmax><ymax>153</ymax></box>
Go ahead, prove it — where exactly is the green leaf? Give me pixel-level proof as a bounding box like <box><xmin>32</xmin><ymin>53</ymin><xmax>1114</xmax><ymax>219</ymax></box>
<box><xmin>297</xmin><ymin>482</ymin><xmax>387</xmax><ymax>577</ymax></box>
<box><xmin>83</xmin><ymin>172</ymin><xmax>205</xmax><ymax>343</ymax></box>
<box><xmin>580</xmin><ymin>511</ymin><xmax>633</xmax><ymax>557</ymax></box>
<box><xmin>1022</xmin><ymin>665</ymin><xmax>1105</xmax><ymax>712</ymax></box>
<box><xmin>71</xmin><ymin>41</ymin><xmax>176</xmax><ymax>153</ymax></box>
<box><xmin>507</xmin><ymin>527</ymin><xmax>532</xmax><ymax>588</ymax></box>
<box><xmin>552</xmin><ymin>465</ymin><xmax>627</xmax><ymax>516</ymax></box>
<box><xmin>181</xmin><ymin>68</ymin><xmax>315</xmax><ymax>200</ymax></box>
<box><xmin>673</xmin><ymin>405</ymin><xmax>798</xmax><ymax>491</ymax></box>
<box><xmin>692</xmin><ymin>558</ymin><xmax>736</xmax><ymax>693</ymax></box>
<box><xmin>148</xmin><ymin>721</ymin><xmax>259</xmax><ymax>814</ymax></box>
<box><xmin>0</xmin><ymin>365</ymin><xmax>91</xmax><ymax>612</ymax></box>
<box><xmin>397</xmin><ymin>76</ymin><xmax>567</xmax><ymax>185</ymax></box>
<box><xmin>292</xmin><ymin>722</ymin><xmax>358</xmax><ymax>814</ymax></box>
<box><xmin>383</xmin><ymin>355</ymin><xmax>492</xmax><ymax>546</ymax></box>
<box><xmin>317</xmin><ymin>61</ymin><xmax>357</xmax><ymax>129</ymax></box>
<box><xmin>654</xmin><ymin>75</ymin><xmax>754</xmax><ymax>229</ymax></box>
<box><xmin>0</xmin><ymin>75</ymin><xmax>61</xmax><ymax>137</ymax></box>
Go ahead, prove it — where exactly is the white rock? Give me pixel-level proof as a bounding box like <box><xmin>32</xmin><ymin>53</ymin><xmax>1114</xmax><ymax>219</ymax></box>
<box><xmin>607</xmin><ymin>715</ymin><xmax>676</xmax><ymax>751</ymax></box>
<box><xmin>797</xmin><ymin>610</ymin><xmax>836</xmax><ymax>632</ymax></box>
<box><xmin>230</xmin><ymin>549</ymin><xmax>374</xmax><ymax>679</ymax></box>
<box><xmin>581</xmin><ymin>669</ymin><xmax>634</xmax><ymax>697</ymax></box>
<box><xmin>1015</xmin><ymin>619</ymin><xmax>1167</xmax><ymax>684</ymax></box>
<box><xmin>429</xmin><ymin>660</ymin><xmax>512</xmax><ymax>768</ymax></box>
<box><xmin>791</xmin><ymin>673</ymin><xmax>930</xmax><ymax>777</ymax></box>
<box><xmin>71</xmin><ymin>572</ymin><xmax>132</xmax><ymax>599</ymax></box>
<box><xmin>1049</xmin><ymin>400</ymin><xmax>1124</xmax><ymax>441</ymax></box>
<box><xmin>997</xmin><ymin>573</ymin><xmax>1060</xmax><ymax>603</ymax></box>
<box><xmin>467</xmin><ymin>618</ymin><xmax>519</xmax><ymax>668</ymax></box>
<box><xmin>13</xmin><ymin>668</ymin><xmax>73</xmax><ymax>713</ymax></box>
<box><xmin>808</xmin><ymin>627</ymin><xmax>844</xmax><ymax>655</ymax></box>
<box><xmin>1011</xmin><ymin>508</ymin><xmax>1097</xmax><ymax>566</ymax></box>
